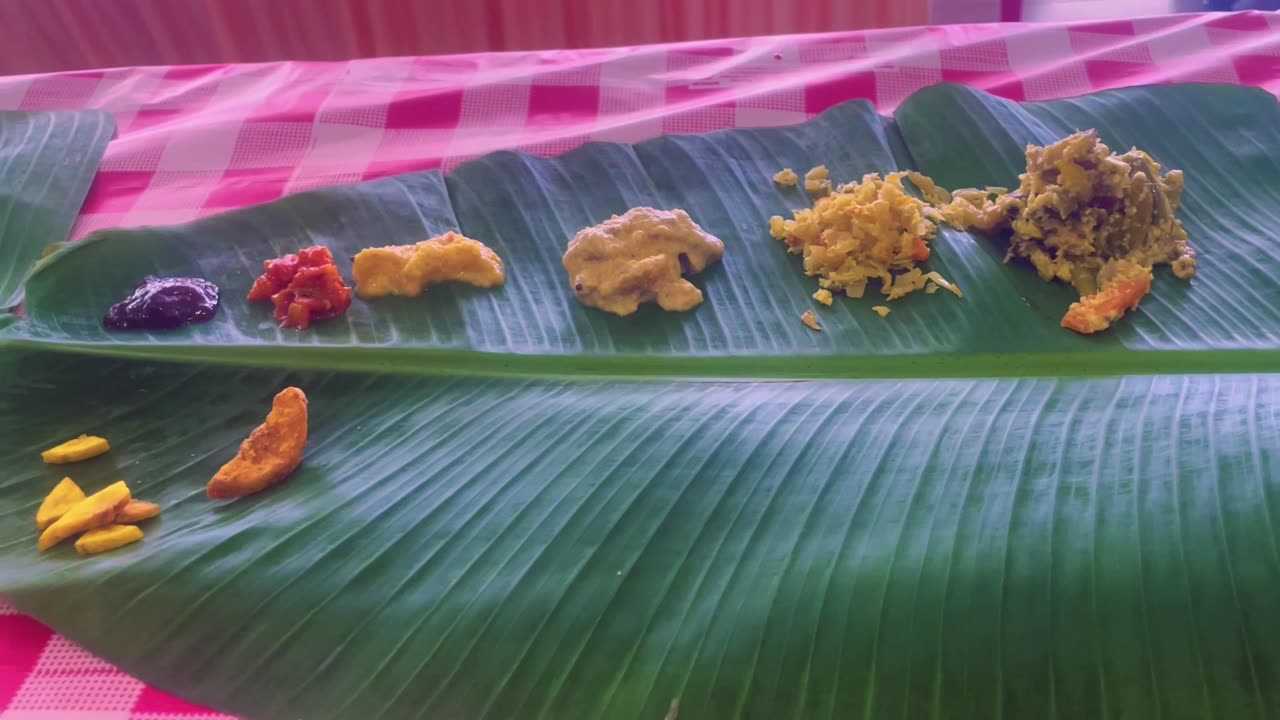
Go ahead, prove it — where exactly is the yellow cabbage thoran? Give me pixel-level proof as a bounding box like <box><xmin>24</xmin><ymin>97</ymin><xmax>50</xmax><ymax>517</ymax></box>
<box><xmin>36</xmin><ymin>477</ymin><xmax>86</xmax><ymax>531</ymax></box>
<box><xmin>38</xmin><ymin>481</ymin><xmax>131</xmax><ymax>551</ymax></box>
<box><xmin>41</xmin><ymin>435</ymin><xmax>110</xmax><ymax>464</ymax></box>
<box><xmin>75</xmin><ymin>524</ymin><xmax>143</xmax><ymax>556</ymax></box>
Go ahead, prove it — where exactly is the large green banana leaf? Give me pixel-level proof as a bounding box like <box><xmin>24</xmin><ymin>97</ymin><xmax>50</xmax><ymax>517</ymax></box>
<box><xmin>0</xmin><ymin>109</ymin><xmax>113</xmax><ymax>309</ymax></box>
<box><xmin>2</xmin><ymin>84</ymin><xmax>1278</xmax><ymax>719</ymax></box>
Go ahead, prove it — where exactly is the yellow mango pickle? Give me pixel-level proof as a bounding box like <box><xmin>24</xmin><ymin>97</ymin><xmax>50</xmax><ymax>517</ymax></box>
<box><xmin>75</xmin><ymin>524</ymin><xmax>143</xmax><ymax>556</ymax></box>
<box><xmin>41</xmin><ymin>435</ymin><xmax>110</xmax><ymax>464</ymax></box>
<box><xmin>38</xmin><ymin>481</ymin><xmax>131</xmax><ymax>551</ymax></box>
<box><xmin>36</xmin><ymin>477</ymin><xmax>86</xmax><ymax>531</ymax></box>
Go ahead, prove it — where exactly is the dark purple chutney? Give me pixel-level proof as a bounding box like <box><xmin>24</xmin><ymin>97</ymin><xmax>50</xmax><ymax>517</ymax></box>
<box><xmin>103</xmin><ymin>276</ymin><xmax>221</xmax><ymax>330</ymax></box>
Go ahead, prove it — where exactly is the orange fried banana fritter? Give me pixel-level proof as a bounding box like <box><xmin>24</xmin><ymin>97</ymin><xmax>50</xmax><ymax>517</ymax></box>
<box><xmin>1060</xmin><ymin>260</ymin><xmax>1153</xmax><ymax>335</ymax></box>
<box><xmin>207</xmin><ymin>387</ymin><xmax>308</xmax><ymax>500</ymax></box>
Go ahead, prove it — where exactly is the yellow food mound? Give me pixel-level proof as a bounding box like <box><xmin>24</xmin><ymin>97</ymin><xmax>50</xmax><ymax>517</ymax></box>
<box><xmin>768</xmin><ymin>171</ymin><xmax>961</xmax><ymax>302</ymax></box>
<box><xmin>354</xmin><ymin>232</ymin><xmax>505</xmax><ymax>299</ymax></box>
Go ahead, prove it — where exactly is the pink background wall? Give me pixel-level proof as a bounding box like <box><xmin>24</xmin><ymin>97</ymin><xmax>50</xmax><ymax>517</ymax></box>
<box><xmin>0</xmin><ymin>0</ymin><xmax>1006</xmax><ymax>75</ymax></box>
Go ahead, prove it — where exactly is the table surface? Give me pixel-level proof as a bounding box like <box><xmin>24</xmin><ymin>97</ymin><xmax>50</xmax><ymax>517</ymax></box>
<box><xmin>3</xmin><ymin>11</ymin><xmax>1280</xmax><ymax>719</ymax></box>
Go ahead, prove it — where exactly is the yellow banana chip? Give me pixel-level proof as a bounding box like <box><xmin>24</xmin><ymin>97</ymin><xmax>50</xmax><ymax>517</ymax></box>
<box><xmin>36</xmin><ymin>477</ymin><xmax>86</xmax><ymax>531</ymax></box>
<box><xmin>75</xmin><ymin>524</ymin><xmax>143</xmax><ymax>556</ymax></box>
<box><xmin>115</xmin><ymin>500</ymin><xmax>160</xmax><ymax>524</ymax></box>
<box><xmin>38</xmin><ymin>481</ymin><xmax>131</xmax><ymax>551</ymax></box>
<box><xmin>41</xmin><ymin>435</ymin><xmax>110</xmax><ymax>464</ymax></box>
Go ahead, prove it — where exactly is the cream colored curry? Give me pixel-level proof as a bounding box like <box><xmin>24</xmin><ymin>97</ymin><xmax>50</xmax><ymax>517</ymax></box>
<box><xmin>563</xmin><ymin>207</ymin><xmax>725</xmax><ymax>316</ymax></box>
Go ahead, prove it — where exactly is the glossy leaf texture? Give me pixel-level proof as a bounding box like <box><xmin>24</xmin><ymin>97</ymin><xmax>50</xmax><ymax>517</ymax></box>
<box><xmin>5</xmin><ymin>101</ymin><xmax>1084</xmax><ymax>378</ymax></box>
<box><xmin>2</xmin><ymin>352</ymin><xmax>1278</xmax><ymax>720</ymax></box>
<box><xmin>896</xmin><ymin>84</ymin><xmax>1280</xmax><ymax>351</ymax></box>
<box><xmin>2</xmin><ymin>85</ymin><xmax>1280</xmax><ymax>720</ymax></box>
<box><xmin>11</xmin><ymin>87</ymin><xmax>1280</xmax><ymax>376</ymax></box>
<box><xmin>0</xmin><ymin>109</ymin><xmax>113</xmax><ymax>307</ymax></box>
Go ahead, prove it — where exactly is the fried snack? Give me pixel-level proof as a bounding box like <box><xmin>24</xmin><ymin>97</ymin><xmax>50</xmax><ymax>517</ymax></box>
<box><xmin>115</xmin><ymin>500</ymin><xmax>160</xmax><ymax>524</ymax></box>
<box><xmin>38</xmin><ymin>480</ymin><xmax>131</xmax><ymax>551</ymax></box>
<box><xmin>1061</xmin><ymin>260</ymin><xmax>1153</xmax><ymax>334</ymax></box>
<box><xmin>75</xmin><ymin>524</ymin><xmax>143</xmax><ymax>556</ymax></box>
<box><xmin>36</xmin><ymin>477</ymin><xmax>86</xmax><ymax>531</ymax></box>
<box><xmin>41</xmin><ymin>435</ymin><xmax>110</xmax><ymax>464</ymax></box>
<box><xmin>207</xmin><ymin>387</ymin><xmax>308</xmax><ymax>500</ymax></box>
<box><xmin>353</xmin><ymin>232</ymin><xmax>505</xmax><ymax>299</ymax></box>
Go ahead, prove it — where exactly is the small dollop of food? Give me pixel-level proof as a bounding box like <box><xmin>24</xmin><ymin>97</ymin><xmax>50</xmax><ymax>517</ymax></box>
<box><xmin>769</xmin><ymin>171</ymin><xmax>961</xmax><ymax>304</ymax></box>
<box><xmin>941</xmin><ymin>130</ymin><xmax>1195</xmax><ymax>333</ymax></box>
<box><xmin>872</xmin><ymin>306</ymin><xmax>891</xmax><ymax>318</ymax></box>
<box><xmin>1060</xmin><ymin>259</ymin><xmax>1152</xmax><ymax>334</ymax></box>
<box><xmin>38</xmin><ymin>480</ymin><xmax>130</xmax><ymax>551</ymax></box>
<box><xmin>800</xmin><ymin>310</ymin><xmax>822</xmax><ymax>331</ymax></box>
<box><xmin>207</xmin><ymin>387</ymin><xmax>308</xmax><ymax>500</ymax></box>
<box><xmin>36</xmin><ymin>477</ymin><xmax>85</xmax><ymax>531</ymax></box>
<box><xmin>34</xmin><ymin>477</ymin><xmax>159</xmax><ymax>556</ymax></box>
<box><xmin>114</xmin><ymin>500</ymin><xmax>161</xmax><ymax>524</ymax></box>
<box><xmin>248</xmin><ymin>246</ymin><xmax>352</xmax><ymax>330</ymax></box>
<box><xmin>563</xmin><ymin>207</ymin><xmax>725</xmax><ymax>316</ymax></box>
<box><xmin>773</xmin><ymin>168</ymin><xmax>799</xmax><ymax>186</ymax></box>
<box><xmin>353</xmin><ymin>232</ymin><xmax>504</xmax><ymax>298</ymax></box>
<box><xmin>103</xmin><ymin>276</ymin><xmax>220</xmax><ymax>331</ymax></box>
<box><xmin>812</xmin><ymin>288</ymin><xmax>834</xmax><ymax>306</ymax></box>
<box><xmin>41</xmin><ymin>435</ymin><xmax>110</xmax><ymax>464</ymax></box>
<box><xmin>804</xmin><ymin>165</ymin><xmax>831</xmax><ymax>197</ymax></box>
<box><xmin>75</xmin><ymin>524</ymin><xmax>143</xmax><ymax>556</ymax></box>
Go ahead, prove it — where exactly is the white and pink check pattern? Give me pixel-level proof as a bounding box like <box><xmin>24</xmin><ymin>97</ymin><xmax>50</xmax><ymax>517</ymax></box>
<box><xmin>4</xmin><ymin>11</ymin><xmax>1280</xmax><ymax>718</ymax></box>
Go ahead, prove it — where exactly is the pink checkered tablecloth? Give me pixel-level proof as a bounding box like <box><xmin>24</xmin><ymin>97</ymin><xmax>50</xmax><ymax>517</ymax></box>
<box><xmin>4</xmin><ymin>11</ymin><xmax>1280</xmax><ymax>718</ymax></box>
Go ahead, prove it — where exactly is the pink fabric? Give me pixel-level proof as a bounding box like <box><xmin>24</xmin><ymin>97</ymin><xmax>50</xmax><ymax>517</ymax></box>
<box><xmin>3</xmin><ymin>11</ymin><xmax>1280</xmax><ymax>717</ymax></box>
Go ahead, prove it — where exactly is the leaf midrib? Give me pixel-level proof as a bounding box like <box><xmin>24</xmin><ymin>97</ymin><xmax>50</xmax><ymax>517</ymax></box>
<box><xmin>4</xmin><ymin>336</ymin><xmax>1276</xmax><ymax>381</ymax></box>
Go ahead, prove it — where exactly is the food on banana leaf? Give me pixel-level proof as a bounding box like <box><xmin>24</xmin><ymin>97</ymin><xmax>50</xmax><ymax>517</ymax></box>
<box><xmin>940</xmin><ymin>130</ymin><xmax>1196</xmax><ymax>334</ymax></box>
<box><xmin>75</xmin><ymin>524</ymin><xmax>143</xmax><ymax>556</ymax></box>
<box><xmin>812</xmin><ymin>288</ymin><xmax>834</xmax><ymax>306</ymax></box>
<box><xmin>247</xmin><ymin>246</ymin><xmax>351</xmax><ymax>330</ymax></box>
<box><xmin>102</xmin><ymin>276</ymin><xmax>220</xmax><ymax>331</ymax></box>
<box><xmin>353</xmin><ymin>231</ymin><xmax>505</xmax><ymax>299</ymax></box>
<box><xmin>41</xmin><ymin>434</ymin><xmax>110</xmax><ymax>464</ymax></box>
<box><xmin>563</xmin><ymin>207</ymin><xmax>725</xmax><ymax>317</ymax></box>
<box><xmin>38</xmin><ymin>480</ymin><xmax>131</xmax><ymax>551</ymax></box>
<box><xmin>800</xmin><ymin>310</ymin><xmax>821</xmax><ymax>331</ymax></box>
<box><xmin>769</xmin><ymin>171</ymin><xmax>963</xmax><ymax>305</ymax></box>
<box><xmin>773</xmin><ymin>168</ymin><xmax>799</xmax><ymax>186</ymax></box>
<box><xmin>36</xmin><ymin>477</ymin><xmax>86</xmax><ymax>531</ymax></box>
<box><xmin>803</xmin><ymin>165</ymin><xmax>831</xmax><ymax>197</ymax></box>
<box><xmin>872</xmin><ymin>306</ymin><xmax>891</xmax><ymax>317</ymax></box>
<box><xmin>115</xmin><ymin>500</ymin><xmax>161</xmax><ymax>524</ymax></box>
<box><xmin>207</xmin><ymin>387</ymin><xmax>308</xmax><ymax>500</ymax></box>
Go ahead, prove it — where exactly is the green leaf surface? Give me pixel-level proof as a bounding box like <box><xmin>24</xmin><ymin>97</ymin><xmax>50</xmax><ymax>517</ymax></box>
<box><xmin>2</xmin><ymin>352</ymin><xmax>1278</xmax><ymax>720</ymax></box>
<box><xmin>0</xmin><ymin>110</ymin><xmax>114</xmax><ymax>308</ymax></box>
<box><xmin>896</xmin><ymin>84</ymin><xmax>1280</xmax><ymax>351</ymax></box>
<box><xmin>2</xmin><ymin>85</ymin><xmax>1280</xmax><ymax>720</ymax></box>
<box><xmin>6</xmin><ymin>101</ymin><xmax>1088</xmax><ymax>378</ymax></box>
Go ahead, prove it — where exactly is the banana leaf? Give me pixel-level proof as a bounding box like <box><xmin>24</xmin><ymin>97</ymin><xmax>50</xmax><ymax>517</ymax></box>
<box><xmin>1</xmin><ymin>85</ymin><xmax>1278</xmax><ymax>720</ymax></box>
<box><xmin>0</xmin><ymin>109</ymin><xmax>114</xmax><ymax>308</ymax></box>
